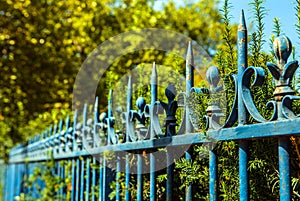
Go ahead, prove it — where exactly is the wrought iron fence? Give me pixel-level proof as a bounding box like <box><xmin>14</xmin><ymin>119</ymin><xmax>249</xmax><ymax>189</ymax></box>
<box><xmin>3</xmin><ymin>11</ymin><xmax>300</xmax><ymax>201</ymax></box>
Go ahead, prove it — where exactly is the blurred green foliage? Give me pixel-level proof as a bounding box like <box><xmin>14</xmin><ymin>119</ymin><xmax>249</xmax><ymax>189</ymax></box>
<box><xmin>0</xmin><ymin>0</ymin><xmax>225</xmax><ymax>159</ymax></box>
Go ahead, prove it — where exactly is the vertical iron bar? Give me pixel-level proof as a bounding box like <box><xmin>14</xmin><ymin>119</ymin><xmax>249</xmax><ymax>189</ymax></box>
<box><xmin>92</xmin><ymin>98</ymin><xmax>98</xmax><ymax>201</ymax></box>
<box><xmin>72</xmin><ymin>111</ymin><xmax>78</xmax><ymax>201</ymax></box>
<box><xmin>209</xmin><ymin>149</ymin><xmax>218</xmax><ymax>201</ymax></box>
<box><xmin>85</xmin><ymin>157</ymin><xmax>91</xmax><ymax>201</ymax></box>
<box><xmin>99</xmin><ymin>157</ymin><xmax>103</xmax><ymax>201</ymax></box>
<box><xmin>116</xmin><ymin>154</ymin><xmax>121</xmax><ymax>201</ymax></box>
<box><xmin>185</xmin><ymin>41</ymin><xmax>194</xmax><ymax>201</ymax></box>
<box><xmin>57</xmin><ymin>161</ymin><xmax>61</xmax><ymax>200</ymax></box>
<box><xmin>102</xmin><ymin>156</ymin><xmax>107</xmax><ymax>201</ymax></box>
<box><xmin>279</xmin><ymin>136</ymin><xmax>291</xmax><ymax>200</ymax></box>
<box><xmin>125</xmin><ymin>75</ymin><xmax>132</xmax><ymax>201</ymax></box>
<box><xmin>137</xmin><ymin>153</ymin><xmax>143</xmax><ymax>201</ymax></box>
<box><xmin>150</xmin><ymin>63</ymin><xmax>157</xmax><ymax>201</ymax></box>
<box><xmin>91</xmin><ymin>157</ymin><xmax>96</xmax><ymax>201</ymax></box>
<box><xmin>238</xmin><ymin>10</ymin><xmax>249</xmax><ymax>201</ymax></box>
<box><xmin>239</xmin><ymin>141</ymin><xmax>249</xmax><ymax>201</ymax></box>
<box><xmin>80</xmin><ymin>158</ymin><xmax>85</xmax><ymax>201</ymax></box>
<box><xmin>71</xmin><ymin>159</ymin><xmax>76</xmax><ymax>201</ymax></box>
<box><xmin>125</xmin><ymin>154</ymin><xmax>130</xmax><ymax>201</ymax></box>
<box><xmin>166</xmin><ymin>148</ymin><xmax>174</xmax><ymax>201</ymax></box>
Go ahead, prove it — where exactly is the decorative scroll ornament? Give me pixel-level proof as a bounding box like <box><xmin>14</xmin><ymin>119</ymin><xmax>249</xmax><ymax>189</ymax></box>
<box><xmin>239</xmin><ymin>35</ymin><xmax>299</xmax><ymax>122</ymax></box>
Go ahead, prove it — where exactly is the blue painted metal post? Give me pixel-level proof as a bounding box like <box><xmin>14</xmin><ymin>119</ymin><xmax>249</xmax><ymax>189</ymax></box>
<box><xmin>58</xmin><ymin>119</ymin><xmax>65</xmax><ymax>200</ymax></box>
<box><xmin>71</xmin><ymin>111</ymin><xmax>77</xmax><ymax>201</ymax></box>
<box><xmin>57</xmin><ymin>161</ymin><xmax>61</xmax><ymax>200</ymax></box>
<box><xmin>102</xmin><ymin>155</ymin><xmax>106</xmax><ymax>201</ymax></box>
<box><xmin>166</xmin><ymin>148</ymin><xmax>174</xmax><ymax>201</ymax></box>
<box><xmin>71</xmin><ymin>159</ymin><xmax>76</xmax><ymax>201</ymax></box>
<box><xmin>80</xmin><ymin>158</ymin><xmax>85</xmax><ymax>201</ymax></box>
<box><xmin>116</xmin><ymin>154</ymin><xmax>121</xmax><ymax>201</ymax></box>
<box><xmin>209</xmin><ymin>149</ymin><xmax>217</xmax><ymax>201</ymax></box>
<box><xmin>92</xmin><ymin>98</ymin><xmax>98</xmax><ymax>201</ymax></box>
<box><xmin>125</xmin><ymin>75</ymin><xmax>132</xmax><ymax>201</ymax></box>
<box><xmin>238</xmin><ymin>10</ymin><xmax>249</xmax><ymax>201</ymax></box>
<box><xmin>150</xmin><ymin>62</ymin><xmax>157</xmax><ymax>201</ymax></box>
<box><xmin>85</xmin><ymin>157</ymin><xmax>91</xmax><ymax>201</ymax></box>
<box><xmin>278</xmin><ymin>137</ymin><xmax>291</xmax><ymax>200</ymax></box>
<box><xmin>137</xmin><ymin>153</ymin><xmax>143</xmax><ymax>201</ymax></box>
<box><xmin>185</xmin><ymin>41</ymin><xmax>194</xmax><ymax>201</ymax></box>
<box><xmin>76</xmin><ymin>159</ymin><xmax>80</xmax><ymax>201</ymax></box>
<box><xmin>91</xmin><ymin>157</ymin><xmax>96</xmax><ymax>201</ymax></box>
<box><xmin>99</xmin><ymin>156</ymin><xmax>103</xmax><ymax>201</ymax></box>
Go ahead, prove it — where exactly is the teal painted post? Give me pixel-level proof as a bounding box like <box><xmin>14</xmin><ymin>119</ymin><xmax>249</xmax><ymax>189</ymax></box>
<box><xmin>91</xmin><ymin>158</ymin><xmax>96</xmax><ymax>201</ymax></box>
<box><xmin>238</xmin><ymin>10</ymin><xmax>249</xmax><ymax>201</ymax></box>
<box><xmin>137</xmin><ymin>153</ymin><xmax>143</xmax><ymax>201</ymax></box>
<box><xmin>185</xmin><ymin>41</ymin><xmax>194</xmax><ymax>201</ymax></box>
<box><xmin>209</xmin><ymin>149</ymin><xmax>217</xmax><ymax>201</ymax></box>
<box><xmin>166</xmin><ymin>148</ymin><xmax>174</xmax><ymax>201</ymax></box>
<box><xmin>99</xmin><ymin>156</ymin><xmax>103</xmax><ymax>201</ymax></box>
<box><xmin>80</xmin><ymin>158</ymin><xmax>85</xmax><ymax>201</ymax></box>
<box><xmin>102</xmin><ymin>156</ymin><xmax>106</xmax><ymax>201</ymax></box>
<box><xmin>150</xmin><ymin>62</ymin><xmax>157</xmax><ymax>201</ymax></box>
<box><xmin>116</xmin><ymin>154</ymin><xmax>121</xmax><ymax>201</ymax></box>
<box><xmin>125</xmin><ymin>75</ymin><xmax>132</xmax><ymax>201</ymax></box>
<box><xmin>85</xmin><ymin>157</ymin><xmax>91</xmax><ymax>201</ymax></box>
<box><xmin>278</xmin><ymin>137</ymin><xmax>291</xmax><ymax>200</ymax></box>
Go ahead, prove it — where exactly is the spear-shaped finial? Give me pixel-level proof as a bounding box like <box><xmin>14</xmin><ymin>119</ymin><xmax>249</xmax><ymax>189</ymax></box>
<box><xmin>65</xmin><ymin>115</ymin><xmax>70</xmax><ymax>129</ymax></box>
<box><xmin>94</xmin><ymin>97</ymin><xmax>99</xmax><ymax>122</ymax></box>
<box><xmin>151</xmin><ymin>62</ymin><xmax>157</xmax><ymax>104</ymax></box>
<box><xmin>238</xmin><ymin>10</ymin><xmax>248</xmax><ymax>125</ymax></box>
<box><xmin>238</xmin><ymin>10</ymin><xmax>247</xmax><ymax>31</ymax></box>
<box><xmin>186</xmin><ymin>41</ymin><xmax>194</xmax><ymax>93</ymax></box>
<box><xmin>83</xmin><ymin>103</ymin><xmax>88</xmax><ymax>125</ymax></box>
<box><xmin>127</xmin><ymin>75</ymin><xmax>132</xmax><ymax>112</ymax></box>
<box><xmin>59</xmin><ymin>119</ymin><xmax>63</xmax><ymax>131</ymax></box>
<box><xmin>108</xmin><ymin>89</ymin><xmax>113</xmax><ymax>118</ymax></box>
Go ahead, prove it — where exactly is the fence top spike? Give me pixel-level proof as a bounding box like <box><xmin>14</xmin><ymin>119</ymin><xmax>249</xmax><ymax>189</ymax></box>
<box><xmin>65</xmin><ymin>115</ymin><xmax>70</xmax><ymax>128</ymax></box>
<box><xmin>94</xmin><ymin>97</ymin><xmax>99</xmax><ymax>112</ymax></box>
<box><xmin>53</xmin><ymin>123</ymin><xmax>58</xmax><ymax>134</ymax></box>
<box><xmin>127</xmin><ymin>75</ymin><xmax>132</xmax><ymax>111</ymax></box>
<box><xmin>238</xmin><ymin>9</ymin><xmax>247</xmax><ymax>31</ymax></box>
<box><xmin>108</xmin><ymin>89</ymin><xmax>113</xmax><ymax>117</ymax></box>
<box><xmin>186</xmin><ymin>41</ymin><xmax>194</xmax><ymax>66</ymax></box>
<box><xmin>83</xmin><ymin>103</ymin><xmax>88</xmax><ymax>123</ymax></box>
<box><xmin>151</xmin><ymin>62</ymin><xmax>157</xmax><ymax>84</ymax></box>
<box><xmin>59</xmin><ymin>119</ymin><xmax>63</xmax><ymax>131</ymax></box>
<box><xmin>49</xmin><ymin>126</ymin><xmax>53</xmax><ymax>136</ymax></box>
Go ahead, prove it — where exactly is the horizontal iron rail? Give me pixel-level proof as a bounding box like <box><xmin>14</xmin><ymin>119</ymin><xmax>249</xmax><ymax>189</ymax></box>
<box><xmin>9</xmin><ymin>117</ymin><xmax>300</xmax><ymax>163</ymax></box>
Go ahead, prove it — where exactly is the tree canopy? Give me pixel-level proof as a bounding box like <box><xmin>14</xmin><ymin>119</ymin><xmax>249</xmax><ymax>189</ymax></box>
<box><xmin>0</xmin><ymin>0</ymin><xmax>226</xmax><ymax>158</ymax></box>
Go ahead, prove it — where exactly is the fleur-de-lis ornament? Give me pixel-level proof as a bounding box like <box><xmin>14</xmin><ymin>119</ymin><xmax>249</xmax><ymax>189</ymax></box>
<box><xmin>160</xmin><ymin>83</ymin><xmax>178</xmax><ymax>136</ymax></box>
<box><xmin>266</xmin><ymin>35</ymin><xmax>300</xmax><ymax>119</ymax></box>
<box><xmin>130</xmin><ymin>97</ymin><xmax>148</xmax><ymax>140</ymax></box>
<box><xmin>267</xmin><ymin>35</ymin><xmax>298</xmax><ymax>101</ymax></box>
<box><xmin>203</xmin><ymin>66</ymin><xmax>224</xmax><ymax>129</ymax></box>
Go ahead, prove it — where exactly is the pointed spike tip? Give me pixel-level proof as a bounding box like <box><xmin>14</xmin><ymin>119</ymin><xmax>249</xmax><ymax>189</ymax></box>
<box><xmin>94</xmin><ymin>97</ymin><xmax>99</xmax><ymax>111</ymax></box>
<box><xmin>151</xmin><ymin>62</ymin><xmax>157</xmax><ymax>84</ymax></box>
<box><xmin>186</xmin><ymin>41</ymin><xmax>194</xmax><ymax>66</ymax></box>
<box><xmin>238</xmin><ymin>10</ymin><xmax>247</xmax><ymax>31</ymax></box>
